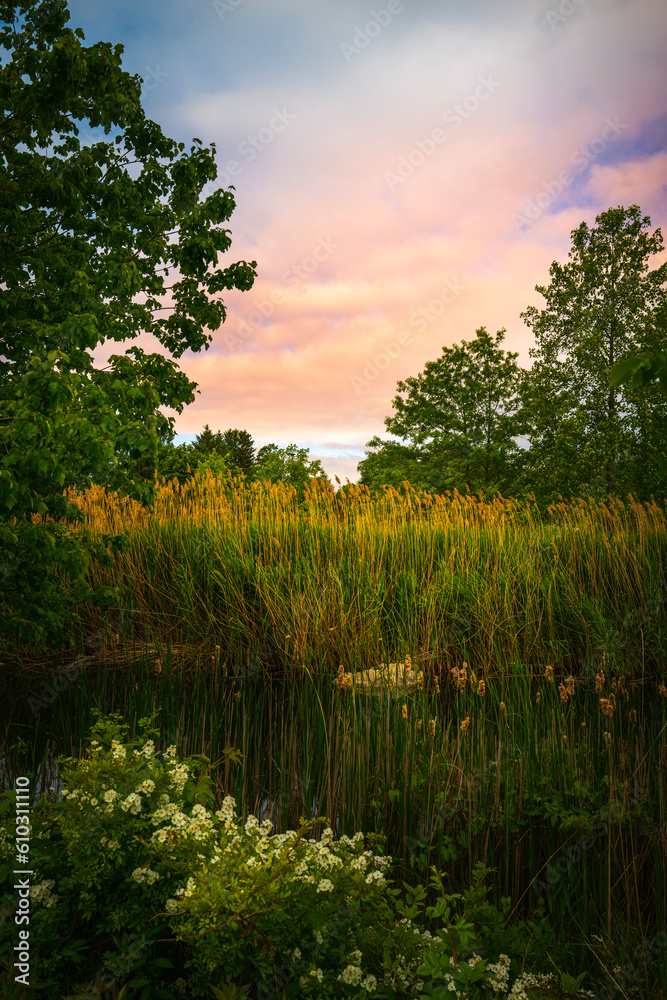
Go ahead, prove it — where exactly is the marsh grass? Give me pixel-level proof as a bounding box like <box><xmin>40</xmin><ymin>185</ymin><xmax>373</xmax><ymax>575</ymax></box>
<box><xmin>2</xmin><ymin>469</ymin><xmax>667</xmax><ymax>997</ymax></box>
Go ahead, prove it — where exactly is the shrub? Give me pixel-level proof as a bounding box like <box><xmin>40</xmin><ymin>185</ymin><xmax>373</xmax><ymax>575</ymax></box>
<box><xmin>0</xmin><ymin>713</ymin><xmax>546</xmax><ymax>999</ymax></box>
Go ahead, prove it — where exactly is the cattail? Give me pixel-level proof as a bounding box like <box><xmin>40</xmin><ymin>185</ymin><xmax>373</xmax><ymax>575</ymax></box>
<box><xmin>535</xmin><ymin>690</ymin><xmax>541</xmax><ymax>706</ymax></box>
<box><xmin>659</xmin><ymin>683</ymin><xmax>667</xmax><ymax>699</ymax></box>
<box><xmin>155</xmin><ymin>659</ymin><xmax>162</xmax><ymax>674</ymax></box>
<box><xmin>558</xmin><ymin>683</ymin><xmax>569</xmax><ymax>705</ymax></box>
<box><xmin>417</xmin><ymin>719</ymin><xmax>423</xmax><ymax>730</ymax></box>
<box><xmin>450</xmin><ymin>666</ymin><xmax>460</xmax><ymax>689</ymax></box>
<box><xmin>336</xmin><ymin>664</ymin><xmax>352</xmax><ymax>691</ymax></box>
<box><xmin>402</xmin><ymin>704</ymin><xmax>408</xmax><ymax>720</ymax></box>
<box><xmin>235</xmin><ymin>691</ymin><xmax>241</xmax><ymax>702</ymax></box>
<box><xmin>566</xmin><ymin>675</ymin><xmax>575</xmax><ymax>696</ymax></box>
<box><xmin>599</xmin><ymin>697</ymin><xmax>614</xmax><ymax>717</ymax></box>
<box><xmin>477</xmin><ymin>679</ymin><xmax>486</xmax><ymax>697</ymax></box>
<box><xmin>545</xmin><ymin>665</ymin><xmax>554</xmax><ymax>682</ymax></box>
<box><xmin>499</xmin><ymin>701</ymin><xmax>506</xmax><ymax>712</ymax></box>
<box><xmin>603</xmin><ymin>731</ymin><xmax>612</xmax><ymax>749</ymax></box>
<box><xmin>459</xmin><ymin>665</ymin><xmax>468</xmax><ymax>691</ymax></box>
<box><xmin>611</xmin><ymin>677</ymin><xmax>617</xmax><ymax>693</ymax></box>
<box><xmin>562</xmin><ymin>733</ymin><xmax>568</xmax><ymax>745</ymax></box>
<box><xmin>595</xmin><ymin>672</ymin><xmax>604</xmax><ymax>695</ymax></box>
<box><xmin>428</xmin><ymin>719</ymin><xmax>436</xmax><ymax>736</ymax></box>
<box><xmin>470</xmin><ymin>670</ymin><xmax>477</xmax><ymax>688</ymax></box>
<box><xmin>460</xmin><ymin>716</ymin><xmax>470</xmax><ymax>734</ymax></box>
<box><xmin>629</xmin><ymin>709</ymin><xmax>637</xmax><ymax>725</ymax></box>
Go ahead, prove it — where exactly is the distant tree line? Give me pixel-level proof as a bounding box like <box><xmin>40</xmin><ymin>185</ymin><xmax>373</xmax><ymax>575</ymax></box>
<box><xmin>78</xmin><ymin>423</ymin><xmax>332</xmax><ymax>509</ymax></box>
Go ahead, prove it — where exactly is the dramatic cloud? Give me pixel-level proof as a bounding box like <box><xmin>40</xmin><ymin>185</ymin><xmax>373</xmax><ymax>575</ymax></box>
<box><xmin>61</xmin><ymin>0</ymin><xmax>667</xmax><ymax>488</ymax></box>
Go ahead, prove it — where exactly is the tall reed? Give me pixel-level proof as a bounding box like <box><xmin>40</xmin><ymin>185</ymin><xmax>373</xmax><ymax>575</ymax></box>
<box><xmin>3</xmin><ymin>469</ymin><xmax>666</xmax><ymax>995</ymax></box>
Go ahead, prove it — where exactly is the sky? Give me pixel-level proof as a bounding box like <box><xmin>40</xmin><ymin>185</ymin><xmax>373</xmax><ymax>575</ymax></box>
<box><xmin>10</xmin><ymin>0</ymin><xmax>667</xmax><ymax>490</ymax></box>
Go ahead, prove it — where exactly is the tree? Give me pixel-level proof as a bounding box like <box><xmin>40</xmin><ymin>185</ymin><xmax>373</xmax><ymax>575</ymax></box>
<box><xmin>357</xmin><ymin>327</ymin><xmax>532</xmax><ymax>502</ymax></box>
<box><xmin>217</xmin><ymin>427</ymin><xmax>257</xmax><ymax>481</ymax></box>
<box><xmin>518</xmin><ymin>205</ymin><xmax>667</xmax><ymax>502</ymax></box>
<box><xmin>354</xmin><ymin>434</ymin><xmax>436</xmax><ymax>499</ymax></box>
<box><xmin>0</xmin><ymin>1</ymin><xmax>257</xmax><ymax>650</ymax></box>
<box><xmin>187</xmin><ymin>423</ymin><xmax>244</xmax><ymax>481</ymax></box>
<box><xmin>607</xmin><ymin>297</ymin><xmax>667</xmax><ymax>398</ymax></box>
<box><xmin>251</xmin><ymin>444</ymin><xmax>331</xmax><ymax>506</ymax></box>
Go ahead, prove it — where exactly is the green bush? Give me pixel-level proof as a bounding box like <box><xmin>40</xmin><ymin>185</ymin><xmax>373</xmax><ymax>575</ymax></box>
<box><xmin>0</xmin><ymin>713</ymin><xmax>555</xmax><ymax>999</ymax></box>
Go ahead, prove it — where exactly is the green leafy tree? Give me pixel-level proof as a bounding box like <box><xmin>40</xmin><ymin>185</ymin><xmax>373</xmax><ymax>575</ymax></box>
<box><xmin>518</xmin><ymin>205</ymin><xmax>667</xmax><ymax>503</ymax></box>
<box><xmin>354</xmin><ymin>434</ymin><xmax>436</xmax><ymax>499</ymax></box>
<box><xmin>608</xmin><ymin>300</ymin><xmax>667</xmax><ymax>396</ymax></box>
<box><xmin>252</xmin><ymin>443</ymin><xmax>331</xmax><ymax>506</ymax></box>
<box><xmin>357</xmin><ymin>327</ymin><xmax>532</xmax><ymax>502</ymax></box>
<box><xmin>606</xmin><ymin>299</ymin><xmax>667</xmax><ymax>501</ymax></box>
<box><xmin>609</xmin><ymin>347</ymin><xmax>667</xmax><ymax>394</ymax></box>
<box><xmin>153</xmin><ymin>439</ymin><xmax>197</xmax><ymax>487</ymax></box>
<box><xmin>0</xmin><ymin>1</ymin><xmax>256</xmax><ymax>650</ymax></box>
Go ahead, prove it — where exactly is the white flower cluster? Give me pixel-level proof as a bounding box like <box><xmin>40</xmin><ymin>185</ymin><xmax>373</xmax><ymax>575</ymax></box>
<box><xmin>163</xmin><ymin>797</ymin><xmax>391</xmax><ymax>919</ymax></box>
<box><xmin>120</xmin><ymin>792</ymin><xmax>142</xmax><ymax>814</ymax></box>
<box><xmin>167</xmin><ymin>763</ymin><xmax>190</xmax><ymax>794</ymax></box>
<box><xmin>165</xmin><ymin>875</ymin><xmax>198</xmax><ymax>913</ymax></box>
<box><xmin>338</xmin><ymin>963</ymin><xmax>377</xmax><ymax>991</ymax></box>
<box><xmin>149</xmin><ymin>798</ymin><xmax>216</xmax><ymax>845</ymax></box>
<box><xmin>136</xmin><ymin>779</ymin><xmax>156</xmax><ymax>795</ymax></box>
<box><xmin>483</xmin><ymin>954</ymin><xmax>554</xmax><ymax>1000</ymax></box>
<box><xmin>100</xmin><ymin>836</ymin><xmax>120</xmax><ymax>851</ymax></box>
<box><xmin>131</xmin><ymin>866</ymin><xmax>160</xmax><ymax>885</ymax></box>
<box><xmin>30</xmin><ymin>879</ymin><xmax>58</xmax><ymax>908</ymax></box>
